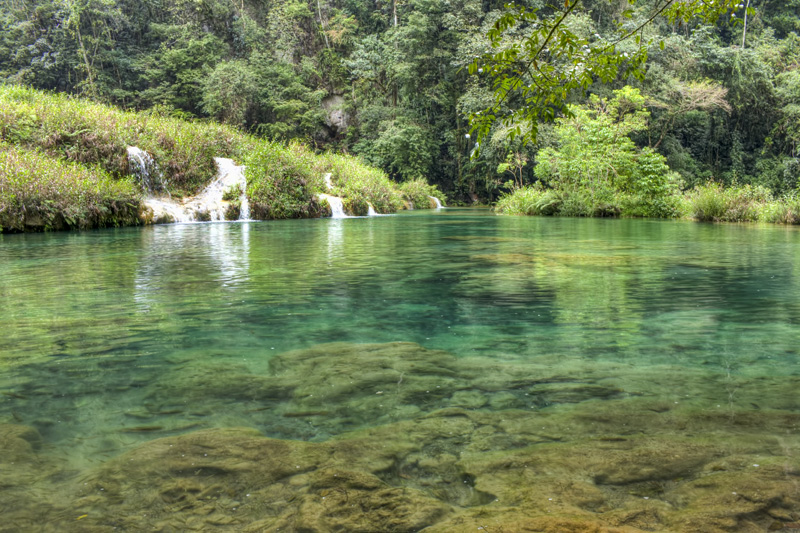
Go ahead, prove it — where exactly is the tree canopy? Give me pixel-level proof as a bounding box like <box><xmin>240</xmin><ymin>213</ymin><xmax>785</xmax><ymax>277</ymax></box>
<box><xmin>467</xmin><ymin>0</ymin><xmax>744</xmax><ymax>152</ymax></box>
<box><xmin>1</xmin><ymin>0</ymin><xmax>798</xmax><ymax>202</ymax></box>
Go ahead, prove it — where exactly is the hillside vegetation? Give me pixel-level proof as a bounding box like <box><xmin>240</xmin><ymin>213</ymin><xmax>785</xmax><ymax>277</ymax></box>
<box><xmin>2</xmin><ymin>0</ymin><xmax>798</xmax><ymax>206</ymax></box>
<box><xmin>0</xmin><ymin>85</ymin><xmax>435</xmax><ymax>232</ymax></box>
<box><xmin>0</xmin><ymin>142</ymin><xmax>140</xmax><ymax>231</ymax></box>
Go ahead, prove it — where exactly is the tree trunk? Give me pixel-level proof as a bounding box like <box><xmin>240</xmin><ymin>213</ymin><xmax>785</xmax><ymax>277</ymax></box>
<box><xmin>317</xmin><ymin>0</ymin><xmax>330</xmax><ymax>49</ymax></box>
<box><xmin>741</xmin><ymin>0</ymin><xmax>751</xmax><ymax>49</ymax></box>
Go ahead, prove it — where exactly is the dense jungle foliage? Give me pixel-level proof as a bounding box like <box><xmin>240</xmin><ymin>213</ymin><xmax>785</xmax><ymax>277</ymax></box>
<box><xmin>0</xmin><ymin>0</ymin><xmax>798</xmax><ymax>208</ymax></box>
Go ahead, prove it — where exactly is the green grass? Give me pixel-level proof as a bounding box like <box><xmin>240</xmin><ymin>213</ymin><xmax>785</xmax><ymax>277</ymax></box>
<box><xmin>321</xmin><ymin>152</ymin><xmax>404</xmax><ymax>215</ymax></box>
<box><xmin>0</xmin><ymin>143</ymin><xmax>141</xmax><ymax>232</ymax></box>
<box><xmin>244</xmin><ymin>145</ymin><xmax>405</xmax><ymax>218</ymax></box>
<box><xmin>685</xmin><ymin>182</ymin><xmax>771</xmax><ymax>222</ymax></box>
<box><xmin>244</xmin><ymin>141</ymin><xmax>328</xmax><ymax>220</ymax></box>
<box><xmin>495</xmin><ymin>186</ymin><xmax>560</xmax><ymax>216</ymax></box>
<box><xmin>0</xmin><ymin>84</ymin><xmax>249</xmax><ymax>196</ymax></box>
<box><xmin>759</xmin><ymin>195</ymin><xmax>800</xmax><ymax>224</ymax></box>
<box><xmin>397</xmin><ymin>179</ymin><xmax>445</xmax><ymax>210</ymax></box>
<box><xmin>1</xmin><ymin>84</ymin><xmax>447</xmax><ymax>231</ymax></box>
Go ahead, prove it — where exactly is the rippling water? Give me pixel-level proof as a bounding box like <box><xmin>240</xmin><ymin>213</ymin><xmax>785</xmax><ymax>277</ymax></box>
<box><xmin>1</xmin><ymin>210</ymin><xmax>799</xmax><ymax>531</ymax></box>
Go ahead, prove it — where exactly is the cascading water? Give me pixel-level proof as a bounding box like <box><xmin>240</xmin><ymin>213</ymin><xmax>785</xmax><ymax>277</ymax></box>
<box><xmin>127</xmin><ymin>146</ymin><xmax>168</xmax><ymax>194</ymax></box>
<box><xmin>320</xmin><ymin>194</ymin><xmax>349</xmax><ymax>218</ymax></box>
<box><xmin>141</xmin><ymin>156</ymin><xmax>250</xmax><ymax>224</ymax></box>
<box><xmin>143</xmin><ymin>198</ymin><xmax>193</xmax><ymax>223</ymax></box>
<box><xmin>192</xmin><ymin>158</ymin><xmax>249</xmax><ymax>221</ymax></box>
<box><xmin>429</xmin><ymin>196</ymin><xmax>444</xmax><ymax>209</ymax></box>
<box><xmin>213</xmin><ymin>157</ymin><xmax>249</xmax><ymax>220</ymax></box>
<box><xmin>319</xmin><ymin>174</ymin><xmax>350</xmax><ymax>218</ymax></box>
<box><xmin>367</xmin><ymin>203</ymin><xmax>378</xmax><ymax>216</ymax></box>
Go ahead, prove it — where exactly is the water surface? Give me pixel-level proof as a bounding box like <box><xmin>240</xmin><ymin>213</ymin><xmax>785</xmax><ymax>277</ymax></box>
<box><xmin>1</xmin><ymin>210</ymin><xmax>799</xmax><ymax>531</ymax></box>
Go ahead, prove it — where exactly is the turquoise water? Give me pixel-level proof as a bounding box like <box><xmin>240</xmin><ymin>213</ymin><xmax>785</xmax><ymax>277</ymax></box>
<box><xmin>1</xmin><ymin>209</ymin><xmax>800</xmax><ymax>531</ymax></box>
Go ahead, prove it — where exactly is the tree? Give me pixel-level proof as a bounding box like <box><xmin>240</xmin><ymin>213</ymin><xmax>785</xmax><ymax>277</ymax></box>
<box><xmin>467</xmin><ymin>0</ymin><xmax>742</xmax><ymax>151</ymax></box>
<box><xmin>201</xmin><ymin>60</ymin><xmax>258</xmax><ymax>126</ymax></box>
<box><xmin>648</xmin><ymin>79</ymin><xmax>731</xmax><ymax>149</ymax></box>
<box><xmin>533</xmin><ymin>86</ymin><xmax>681</xmax><ymax>217</ymax></box>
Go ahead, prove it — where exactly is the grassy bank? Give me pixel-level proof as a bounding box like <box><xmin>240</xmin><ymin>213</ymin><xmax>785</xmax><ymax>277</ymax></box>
<box><xmin>0</xmin><ymin>84</ymin><xmax>247</xmax><ymax>196</ymax></box>
<box><xmin>0</xmin><ymin>143</ymin><xmax>141</xmax><ymax>231</ymax></box>
<box><xmin>0</xmin><ymin>85</ymin><xmax>445</xmax><ymax>232</ymax></box>
<box><xmin>397</xmin><ymin>179</ymin><xmax>446</xmax><ymax>210</ymax></box>
<box><xmin>243</xmin><ymin>143</ymin><xmax>409</xmax><ymax>219</ymax></box>
<box><xmin>496</xmin><ymin>182</ymin><xmax>800</xmax><ymax>225</ymax></box>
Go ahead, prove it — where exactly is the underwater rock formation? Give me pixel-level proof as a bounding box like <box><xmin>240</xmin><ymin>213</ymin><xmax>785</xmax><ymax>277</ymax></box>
<box><xmin>2</xmin><ymin>342</ymin><xmax>799</xmax><ymax>531</ymax></box>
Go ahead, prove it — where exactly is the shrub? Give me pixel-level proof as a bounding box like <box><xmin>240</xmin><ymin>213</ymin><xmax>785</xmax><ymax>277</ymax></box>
<box><xmin>398</xmin><ymin>179</ymin><xmax>445</xmax><ymax>209</ymax></box>
<box><xmin>529</xmin><ymin>87</ymin><xmax>682</xmax><ymax>219</ymax></box>
<box><xmin>686</xmin><ymin>182</ymin><xmax>771</xmax><ymax>222</ymax></box>
<box><xmin>244</xmin><ymin>142</ymin><xmax>326</xmax><ymax>219</ymax></box>
<box><xmin>0</xmin><ymin>143</ymin><xmax>141</xmax><ymax>232</ymax></box>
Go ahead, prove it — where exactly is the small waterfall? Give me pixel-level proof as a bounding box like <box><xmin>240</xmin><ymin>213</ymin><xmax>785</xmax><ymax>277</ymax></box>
<box><xmin>141</xmin><ymin>157</ymin><xmax>249</xmax><ymax>224</ymax></box>
<box><xmin>239</xmin><ymin>192</ymin><xmax>251</xmax><ymax>221</ymax></box>
<box><xmin>127</xmin><ymin>146</ymin><xmax>168</xmax><ymax>194</ymax></box>
<box><xmin>323</xmin><ymin>173</ymin><xmax>333</xmax><ymax>191</ymax></box>
<box><xmin>211</xmin><ymin>158</ymin><xmax>249</xmax><ymax>221</ymax></box>
<box><xmin>320</xmin><ymin>194</ymin><xmax>348</xmax><ymax>218</ymax></box>
<box><xmin>143</xmin><ymin>198</ymin><xmax>193</xmax><ymax>223</ymax></box>
<box><xmin>429</xmin><ymin>196</ymin><xmax>444</xmax><ymax>209</ymax></box>
<box><xmin>186</xmin><ymin>158</ymin><xmax>243</xmax><ymax>221</ymax></box>
<box><xmin>367</xmin><ymin>203</ymin><xmax>378</xmax><ymax>216</ymax></box>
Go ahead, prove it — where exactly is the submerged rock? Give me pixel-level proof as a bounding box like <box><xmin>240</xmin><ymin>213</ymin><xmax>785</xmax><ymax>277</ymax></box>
<box><xmin>66</xmin><ymin>426</ymin><xmax>451</xmax><ymax>532</ymax></box>
<box><xmin>5</xmin><ymin>341</ymin><xmax>800</xmax><ymax>531</ymax></box>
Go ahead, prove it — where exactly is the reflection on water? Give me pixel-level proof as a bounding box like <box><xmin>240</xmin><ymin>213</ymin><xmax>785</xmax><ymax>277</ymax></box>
<box><xmin>325</xmin><ymin>218</ymin><xmax>345</xmax><ymax>263</ymax></box>
<box><xmin>135</xmin><ymin>222</ymin><xmax>252</xmax><ymax>309</ymax></box>
<box><xmin>1</xmin><ymin>211</ymin><xmax>800</xmax><ymax>531</ymax></box>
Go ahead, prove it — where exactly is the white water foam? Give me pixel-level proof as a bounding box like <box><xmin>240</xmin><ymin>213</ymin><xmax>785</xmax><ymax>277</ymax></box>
<box><xmin>142</xmin><ymin>157</ymin><xmax>250</xmax><ymax>224</ymax></box>
<box><xmin>143</xmin><ymin>197</ymin><xmax>193</xmax><ymax>223</ymax></box>
<box><xmin>367</xmin><ymin>203</ymin><xmax>378</xmax><ymax>216</ymax></box>
<box><xmin>320</xmin><ymin>194</ymin><xmax>349</xmax><ymax>218</ymax></box>
<box><xmin>429</xmin><ymin>196</ymin><xmax>444</xmax><ymax>209</ymax></box>
<box><xmin>127</xmin><ymin>146</ymin><xmax>168</xmax><ymax>194</ymax></box>
<box><xmin>202</xmin><ymin>158</ymin><xmax>249</xmax><ymax>221</ymax></box>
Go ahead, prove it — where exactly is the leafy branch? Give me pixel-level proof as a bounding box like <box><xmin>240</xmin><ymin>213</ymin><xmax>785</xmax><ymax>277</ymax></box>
<box><xmin>467</xmin><ymin>0</ymin><xmax>741</xmax><ymax>156</ymax></box>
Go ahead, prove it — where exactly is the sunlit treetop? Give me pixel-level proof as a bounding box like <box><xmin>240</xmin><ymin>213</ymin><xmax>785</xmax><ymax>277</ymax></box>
<box><xmin>467</xmin><ymin>0</ymin><xmax>748</xmax><ymax>157</ymax></box>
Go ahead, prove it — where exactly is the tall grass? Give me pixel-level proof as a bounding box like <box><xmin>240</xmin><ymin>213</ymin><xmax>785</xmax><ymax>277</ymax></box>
<box><xmin>321</xmin><ymin>152</ymin><xmax>404</xmax><ymax>215</ymax></box>
<box><xmin>685</xmin><ymin>182</ymin><xmax>771</xmax><ymax>222</ymax></box>
<box><xmin>497</xmin><ymin>181</ymin><xmax>800</xmax><ymax>225</ymax></box>
<box><xmin>0</xmin><ymin>84</ymin><xmax>248</xmax><ymax>195</ymax></box>
<box><xmin>244</xmin><ymin>145</ymin><xmax>404</xmax><ymax>217</ymax></box>
<box><xmin>495</xmin><ymin>186</ymin><xmax>560</xmax><ymax>216</ymax></box>
<box><xmin>397</xmin><ymin>179</ymin><xmax>445</xmax><ymax>210</ymax></box>
<box><xmin>0</xmin><ymin>143</ymin><xmax>141</xmax><ymax>232</ymax></box>
<box><xmin>759</xmin><ymin>195</ymin><xmax>800</xmax><ymax>224</ymax></box>
<box><xmin>244</xmin><ymin>141</ymin><xmax>328</xmax><ymax>219</ymax></box>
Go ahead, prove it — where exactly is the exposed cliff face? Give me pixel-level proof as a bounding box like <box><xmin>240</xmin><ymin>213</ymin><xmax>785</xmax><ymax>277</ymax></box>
<box><xmin>322</xmin><ymin>94</ymin><xmax>349</xmax><ymax>135</ymax></box>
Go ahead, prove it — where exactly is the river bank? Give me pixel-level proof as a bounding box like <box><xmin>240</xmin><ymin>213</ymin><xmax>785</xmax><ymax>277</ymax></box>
<box><xmin>0</xmin><ymin>85</ymin><xmax>445</xmax><ymax>233</ymax></box>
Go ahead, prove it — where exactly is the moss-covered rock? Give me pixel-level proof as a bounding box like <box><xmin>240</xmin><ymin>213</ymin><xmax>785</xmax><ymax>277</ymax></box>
<box><xmin>3</xmin><ymin>342</ymin><xmax>800</xmax><ymax>531</ymax></box>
